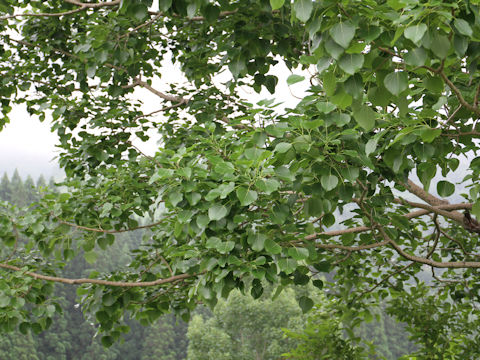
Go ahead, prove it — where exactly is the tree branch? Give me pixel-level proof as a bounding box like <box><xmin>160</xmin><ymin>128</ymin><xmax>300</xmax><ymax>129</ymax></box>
<box><xmin>0</xmin><ymin>0</ymin><xmax>121</xmax><ymax>20</ymax></box>
<box><xmin>54</xmin><ymin>216</ymin><xmax>168</xmax><ymax>234</ymax></box>
<box><xmin>402</xmin><ymin>179</ymin><xmax>449</xmax><ymax>206</ymax></box>
<box><xmin>377</xmin><ymin>225</ymin><xmax>480</xmax><ymax>268</ymax></box>
<box><xmin>306</xmin><ymin>202</ymin><xmax>471</xmax><ymax>239</ymax></box>
<box><xmin>64</xmin><ymin>0</ymin><xmax>121</xmax><ymax>8</ymax></box>
<box><xmin>0</xmin><ymin>262</ymin><xmax>196</xmax><ymax>287</ymax></box>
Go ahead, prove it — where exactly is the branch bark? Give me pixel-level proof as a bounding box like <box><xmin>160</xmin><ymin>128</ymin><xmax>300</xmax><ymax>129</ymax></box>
<box><xmin>0</xmin><ymin>262</ymin><xmax>197</xmax><ymax>287</ymax></box>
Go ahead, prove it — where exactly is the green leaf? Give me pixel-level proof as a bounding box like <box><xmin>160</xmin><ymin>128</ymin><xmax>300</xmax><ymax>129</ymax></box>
<box><xmin>472</xmin><ymin>201</ymin><xmax>480</xmax><ymax>219</ymax></box>
<box><xmin>84</xmin><ymin>251</ymin><xmax>97</xmax><ymax>264</ymax></box>
<box><xmin>229</xmin><ymin>57</ymin><xmax>246</xmax><ymax>78</ymax></box>
<box><xmin>102</xmin><ymin>293</ymin><xmax>116</xmax><ymax>307</ymax></box>
<box><xmin>431</xmin><ymin>34</ymin><xmax>450</xmax><ymax>59</ymax></box>
<box><xmin>404</xmin><ymin>24</ymin><xmax>427</xmax><ymax>45</ymax></box>
<box><xmin>264</xmin><ymin>238</ymin><xmax>282</xmax><ymax>254</ymax></box>
<box><xmin>287</xmin><ymin>74</ymin><xmax>305</xmax><ymax>85</ymax></box>
<box><xmin>31</xmin><ymin>222</ymin><xmax>45</xmax><ymax>234</ymax></box>
<box><xmin>196</xmin><ymin>214</ymin><xmax>210</xmax><ymax>229</ymax></box>
<box><xmin>219</xmin><ymin>182</ymin><xmax>235</xmax><ymax>199</ymax></box>
<box><xmin>328</xmin><ymin>113</ymin><xmax>351</xmax><ymax>127</ymax></box>
<box><xmin>206</xmin><ymin>236</ymin><xmax>221</xmax><ymax>249</ymax></box>
<box><xmin>322</xmin><ymin>71</ymin><xmax>336</xmax><ymax>96</ymax></box>
<box><xmin>404</xmin><ymin>47</ymin><xmax>427</xmax><ymax>66</ymax></box>
<box><xmin>316</xmin><ymin>57</ymin><xmax>331</xmax><ymax>73</ymax></box>
<box><xmin>414</xmin><ymin>143</ymin><xmax>435</xmax><ymax>161</ymax></box>
<box><xmin>208</xmin><ymin>205</ymin><xmax>228</xmax><ymax>221</ymax></box>
<box><xmin>387</xmin><ymin>0</ymin><xmax>407</xmax><ymax>10</ymax></box>
<box><xmin>437</xmin><ymin>181</ymin><xmax>454</xmax><ymax>197</ymax></box>
<box><xmin>236</xmin><ymin>187</ymin><xmax>258</xmax><ymax>206</ymax></box>
<box><xmin>159</xmin><ymin>0</ymin><xmax>172</xmax><ymax>11</ymax></box>
<box><xmin>353</xmin><ymin>104</ymin><xmax>376</xmax><ymax>131</ymax></box>
<box><xmin>325</xmin><ymin>38</ymin><xmax>344</xmax><ymax>59</ymax></box>
<box><xmin>275</xmin><ymin>166</ymin><xmax>295</xmax><ymax>182</ymax></box>
<box><xmin>341</xmin><ymin>167</ymin><xmax>359</xmax><ymax>182</ymax></box>
<box><xmin>454</xmin><ymin>19</ymin><xmax>473</xmax><ymax>37</ymax></box>
<box><xmin>338</xmin><ymin>54</ymin><xmax>364</xmax><ymax>75</ymax></box>
<box><xmin>330</xmin><ymin>22</ymin><xmax>356</xmax><ymax>48</ymax></box>
<box><xmin>0</xmin><ymin>294</ymin><xmax>10</xmax><ymax>307</ymax></box>
<box><xmin>344</xmin><ymin>74</ymin><xmax>363</xmax><ymax>99</ymax></box>
<box><xmin>131</xmin><ymin>3</ymin><xmax>148</xmax><ymax>21</ymax></box>
<box><xmin>331</xmin><ymin>91</ymin><xmax>352</xmax><ymax>110</ymax></box>
<box><xmin>417</xmin><ymin>162</ymin><xmax>436</xmax><ymax>191</ymax></box>
<box><xmin>217</xmin><ymin>241</ymin><xmax>235</xmax><ymax>254</ymax></box>
<box><xmin>186</xmin><ymin>192</ymin><xmax>201</xmax><ymax>206</ymax></box>
<box><xmin>244</xmin><ymin>147</ymin><xmax>265</xmax><ymax>161</ymax></box>
<box><xmin>320</xmin><ymin>174</ymin><xmax>338</xmax><ymax>191</ymax></box>
<box><xmin>365</xmin><ymin>138</ymin><xmax>378</xmax><ymax>156</ymax></box>
<box><xmin>270</xmin><ymin>0</ymin><xmax>285</xmax><ymax>10</ymax></box>
<box><xmin>384</xmin><ymin>71</ymin><xmax>408</xmax><ymax>96</ymax></box>
<box><xmin>149</xmin><ymin>168</ymin><xmax>174</xmax><ymax>183</ymax></box>
<box><xmin>278</xmin><ymin>258</ymin><xmax>297</xmax><ymax>274</ymax></box>
<box><xmin>454</xmin><ymin>35</ymin><xmax>468</xmax><ymax>56</ymax></box>
<box><xmin>254</xmin><ymin>180</ymin><xmax>276</xmax><ymax>196</ymax></box>
<box><xmin>203</xmin><ymin>5</ymin><xmax>220</xmax><ymax>22</ymax></box>
<box><xmin>423</xmin><ymin>76</ymin><xmax>444</xmax><ymax>93</ymax></box>
<box><xmin>168</xmin><ymin>191</ymin><xmax>183</xmax><ymax>207</ymax></box>
<box><xmin>312</xmin><ymin>279</ymin><xmax>324</xmax><ymax>289</ymax></box>
<box><xmin>316</xmin><ymin>101</ymin><xmax>337</xmax><ymax>114</ymax></box>
<box><xmin>214</xmin><ymin>161</ymin><xmax>235</xmax><ymax>174</ymax></box>
<box><xmin>294</xmin><ymin>0</ymin><xmax>313</xmax><ymax>22</ymax></box>
<box><xmin>248</xmin><ymin>233</ymin><xmax>266</xmax><ymax>251</ymax></box>
<box><xmin>275</xmin><ymin>142</ymin><xmax>292</xmax><ymax>153</ymax></box>
<box><xmin>298</xmin><ymin>296</ymin><xmax>314</xmax><ymax>313</ymax></box>
<box><xmin>306</xmin><ymin>198</ymin><xmax>323</xmax><ymax>217</ymax></box>
<box><xmin>416</xmin><ymin>127</ymin><xmax>442</xmax><ymax>143</ymax></box>
<box><xmin>288</xmin><ymin>247</ymin><xmax>309</xmax><ymax>260</ymax></box>
<box><xmin>254</xmin><ymin>256</ymin><xmax>266</xmax><ymax>265</ymax></box>
<box><xmin>101</xmin><ymin>336</ymin><xmax>114</xmax><ymax>348</ymax></box>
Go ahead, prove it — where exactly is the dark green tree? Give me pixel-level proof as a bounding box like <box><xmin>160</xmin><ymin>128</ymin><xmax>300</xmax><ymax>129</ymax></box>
<box><xmin>0</xmin><ymin>173</ymin><xmax>11</xmax><ymax>202</ymax></box>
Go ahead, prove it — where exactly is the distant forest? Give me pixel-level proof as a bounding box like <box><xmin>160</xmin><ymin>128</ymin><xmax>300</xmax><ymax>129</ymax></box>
<box><xmin>0</xmin><ymin>171</ymin><xmax>416</xmax><ymax>360</ymax></box>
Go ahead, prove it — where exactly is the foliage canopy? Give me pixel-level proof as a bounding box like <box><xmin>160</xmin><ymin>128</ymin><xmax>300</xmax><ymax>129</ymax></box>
<box><xmin>1</xmin><ymin>0</ymin><xmax>480</xmax><ymax>352</ymax></box>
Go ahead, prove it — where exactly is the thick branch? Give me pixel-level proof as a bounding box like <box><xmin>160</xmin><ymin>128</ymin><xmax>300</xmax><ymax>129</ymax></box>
<box><xmin>397</xmin><ymin>199</ymin><xmax>467</xmax><ymax>223</ymax></box>
<box><xmin>0</xmin><ymin>262</ymin><xmax>196</xmax><ymax>287</ymax></box>
<box><xmin>307</xmin><ymin>202</ymin><xmax>471</xmax><ymax>239</ymax></box>
<box><xmin>134</xmin><ymin>78</ymin><xmax>186</xmax><ymax>103</ymax></box>
<box><xmin>403</xmin><ymin>179</ymin><xmax>449</xmax><ymax>206</ymax></box>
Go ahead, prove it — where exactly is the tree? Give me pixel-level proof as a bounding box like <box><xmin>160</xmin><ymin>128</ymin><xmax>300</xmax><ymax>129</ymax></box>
<box><xmin>283</xmin><ymin>302</ymin><xmax>366</xmax><ymax>360</ymax></box>
<box><xmin>187</xmin><ymin>287</ymin><xmax>307</xmax><ymax>360</ymax></box>
<box><xmin>1</xmin><ymin>0</ymin><xmax>480</xmax><ymax>351</ymax></box>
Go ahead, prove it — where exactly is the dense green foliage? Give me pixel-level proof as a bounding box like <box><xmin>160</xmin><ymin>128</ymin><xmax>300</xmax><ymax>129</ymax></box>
<box><xmin>1</xmin><ymin>0</ymin><xmax>480</xmax><ymax>356</ymax></box>
<box><xmin>0</xmin><ymin>172</ymin><xmax>188</xmax><ymax>359</ymax></box>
